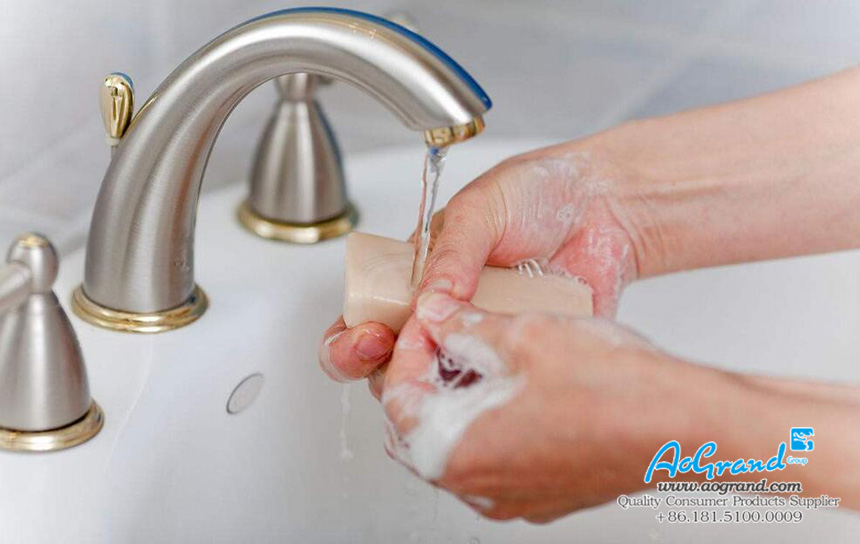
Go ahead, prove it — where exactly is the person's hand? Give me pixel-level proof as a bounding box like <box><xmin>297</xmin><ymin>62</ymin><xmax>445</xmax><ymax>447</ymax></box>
<box><xmin>380</xmin><ymin>292</ymin><xmax>703</xmax><ymax>522</ymax></box>
<box><xmin>318</xmin><ymin>317</ymin><xmax>395</xmax><ymax>383</ymax></box>
<box><xmin>416</xmin><ymin>141</ymin><xmax>643</xmax><ymax>318</ymax></box>
<box><xmin>319</xmin><ymin>139</ymin><xmax>647</xmax><ymax>384</ymax></box>
<box><xmin>379</xmin><ymin>293</ymin><xmax>860</xmax><ymax>521</ymax></box>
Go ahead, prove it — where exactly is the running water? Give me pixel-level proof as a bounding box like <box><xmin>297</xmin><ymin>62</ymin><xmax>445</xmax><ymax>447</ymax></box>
<box><xmin>410</xmin><ymin>146</ymin><xmax>449</xmax><ymax>290</ymax></box>
<box><xmin>339</xmin><ymin>384</ymin><xmax>354</xmax><ymax>461</ymax></box>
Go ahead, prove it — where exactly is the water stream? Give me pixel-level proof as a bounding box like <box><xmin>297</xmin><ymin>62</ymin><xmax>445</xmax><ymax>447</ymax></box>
<box><xmin>410</xmin><ymin>146</ymin><xmax>449</xmax><ymax>290</ymax></box>
<box><xmin>339</xmin><ymin>384</ymin><xmax>354</xmax><ymax>461</ymax></box>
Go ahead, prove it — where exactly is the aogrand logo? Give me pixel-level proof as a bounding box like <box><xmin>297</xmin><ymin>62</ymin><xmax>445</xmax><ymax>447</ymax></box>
<box><xmin>644</xmin><ymin>441</ymin><xmax>789</xmax><ymax>483</ymax></box>
<box><xmin>790</xmin><ymin>427</ymin><xmax>815</xmax><ymax>451</ymax></box>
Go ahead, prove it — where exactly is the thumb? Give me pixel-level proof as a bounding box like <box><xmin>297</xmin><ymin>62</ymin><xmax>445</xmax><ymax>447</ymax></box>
<box><xmin>416</xmin><ymin>183</ymin><xmax>505</xmax><ymax>300</ymax></box>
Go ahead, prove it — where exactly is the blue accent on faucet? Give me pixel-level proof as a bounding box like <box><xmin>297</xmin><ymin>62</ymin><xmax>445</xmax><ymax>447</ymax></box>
<box><xmin>110</xmin><ymin>72</ymin><xmax>134</xmax><ymax>89</ymax></box>
<box><xmin>244</xmin><ymin>7</ymin><xmax>492</xmax><ymax>110</ymax></box>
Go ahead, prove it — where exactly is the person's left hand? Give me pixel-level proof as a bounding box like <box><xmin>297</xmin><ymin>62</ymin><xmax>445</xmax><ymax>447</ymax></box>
<box><xmin>376</xmin><ymin>292</ymin><xmax>712</xmax><ymax>522</ymax></box>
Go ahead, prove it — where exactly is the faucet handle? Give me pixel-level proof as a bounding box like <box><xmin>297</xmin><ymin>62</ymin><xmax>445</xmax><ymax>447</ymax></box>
<box><xmin>0</xmin><ymin>233</ymin><xmax>56</xmax><ymax>313</ymax></box>
<box><xmin>0</xmin><ymin>233</ymin><xmax>103</xmax><ymax>451</ymax></box>
<box><xmin>99</xmin><ymin>72</ymin><xmax>135</xmax><ymax>147</ymax></box>
<box><xmin>244</xmin><ymin>10</ymin><xmax>425</xmax><ymax>244</ymax></box>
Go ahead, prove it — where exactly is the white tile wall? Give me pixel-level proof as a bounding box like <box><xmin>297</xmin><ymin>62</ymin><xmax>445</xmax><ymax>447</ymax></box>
<box><xmin>0</xmin><ymin>1</ymin><xmax>157</xmax><ymax>182</ymax></box>
<box><xmin>404</xmin><ymin>3</ymin><xmax>671</xmax><ymax>139</ymax></box>
<box><xmin>630</xmin><ymin>56</ymin><xmax>822</xmax><ymax>119</ymax></box>
<box><xmin>715</xmin><ymin>0</ymin><xmax>860</xmax><ymax>67</ymax></box>
<box><xmin>486</xmin><ymin>0</ymin><xmax>719</xmax><ymax>33</ymax></box>
<box><xmin>1</xmin><ymin>0</ymin><xmax>859</xmax><ymax>255</ymax></box>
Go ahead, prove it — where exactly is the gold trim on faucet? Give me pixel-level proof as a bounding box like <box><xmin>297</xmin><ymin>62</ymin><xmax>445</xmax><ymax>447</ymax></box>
<box><xmin>237</xmin><ymin>201</ymin><xmax>359</xmax><ymax>244</ymax></box>
<box><xmin>71</xmin><ymin>285</ymin><xmax>208</xmax><ymax>334</ymax></box>
<box><xmin>424</xmin><ymin>116</ymin><xmax>485</xmax><ymax>148</ymax></box>
<box><xmin>0</xmin><ymin>402</ymin><xmax>104</xmax><ymax>452</ymax></box>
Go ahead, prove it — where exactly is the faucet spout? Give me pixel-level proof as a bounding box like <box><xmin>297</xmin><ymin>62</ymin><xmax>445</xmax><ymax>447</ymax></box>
<box><xmin>77</xmin><ymin>8</ymin><xmax>490</xmax><ymax>329</ymax></box>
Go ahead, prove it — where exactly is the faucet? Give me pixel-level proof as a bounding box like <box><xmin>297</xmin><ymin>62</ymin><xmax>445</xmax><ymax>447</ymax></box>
<box><xmin>239</xmin><ymin>11</ymin><xmax>422</xmax><ymax>244</ymax></box>
<box><xmin>0</xmin><ymin>234</ymin><xmax>103</xmax><ymax>451</ymax></box>
<box><xmin>72</xmin><ymin>7</ymin><xmax>491</xmax><ymax>333</ymax></box>
<box><xmin>238</xmin><ymin>72</ymin><xmax>352</xmax><ymax>244</ymax></box>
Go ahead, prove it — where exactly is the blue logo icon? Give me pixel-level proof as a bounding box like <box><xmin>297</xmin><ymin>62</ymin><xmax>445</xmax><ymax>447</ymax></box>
<box><xmin>791</xmin><ymin>428</ymin><xmax>814</xmax><ymax>451</ymax></box>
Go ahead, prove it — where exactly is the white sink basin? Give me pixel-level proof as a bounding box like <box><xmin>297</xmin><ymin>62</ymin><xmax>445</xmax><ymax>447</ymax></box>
<box><xmin>2</xmin><ymin>139</ymin><xmax>858</xmax><ymax>542</ymax></box>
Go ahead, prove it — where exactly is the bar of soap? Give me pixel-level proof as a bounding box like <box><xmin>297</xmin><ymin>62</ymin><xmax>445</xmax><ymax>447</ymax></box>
<box><xmin>343</xmin><ymin>232</ymin><xmax>593</xmax><ymax>332</ymax></box>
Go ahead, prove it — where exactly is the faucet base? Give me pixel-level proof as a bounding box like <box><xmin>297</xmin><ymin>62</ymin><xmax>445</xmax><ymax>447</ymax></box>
<box><xmin>237</xmin><ymin>201</ymin><xmax>358</xmax><ymax>244</ymax></box>
<box><xmin>71</xmin><ymin>285</ymin><xmax>208</xmax><ymax>333</ymax></box>
<box><xmin>0</xmin><ymin>402</ymin><xmax>104</xmax><ymax>452</ymax></box>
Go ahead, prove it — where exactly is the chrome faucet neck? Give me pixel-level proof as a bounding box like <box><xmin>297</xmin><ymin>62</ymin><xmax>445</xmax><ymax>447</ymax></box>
<box><xmin>76</xmin><ymin>8</ymin><xmax>489</xmax><ymax>332</ymax></box>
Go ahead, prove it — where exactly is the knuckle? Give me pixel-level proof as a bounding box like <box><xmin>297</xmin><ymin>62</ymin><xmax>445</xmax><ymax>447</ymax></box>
<box><xmin>425</xmin><ymin>244</ymin><xmax>461</xmax><ymax>266</ymax></box>
<box><xmin>446</xmin><ymin>189</ymin><xmax>497</xmax><ymax>228</ymax></box>
<box><xmin>448</xmin><ymin>186</ymin><xmax>483</xmax><ymax>210</ymax></box>
<box><xmin>424</xmin><ymin>247</ymin><xmax>479</xmax><ymax>279</ymax></box>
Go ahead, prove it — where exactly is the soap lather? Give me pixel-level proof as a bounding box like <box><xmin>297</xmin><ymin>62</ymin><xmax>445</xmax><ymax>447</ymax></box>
<box><xmin>343</xmin><ymin>233</ymin><xmax>593</xmax><ymax>332</ymax></box>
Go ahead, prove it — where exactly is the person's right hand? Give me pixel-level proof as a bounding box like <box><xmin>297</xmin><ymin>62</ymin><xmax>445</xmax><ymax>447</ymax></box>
<box><xmin>319</xmin><ymin>138</ymin><xmax>648</xmax><ymax>385</ymax></box>
<box><xmin>380</xmin><ymin>293</ymin><xmax>686</xmax><ymax>522</ymax></box>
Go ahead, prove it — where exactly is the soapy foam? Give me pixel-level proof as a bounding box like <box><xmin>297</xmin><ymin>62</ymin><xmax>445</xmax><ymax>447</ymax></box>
<box><xmin>506</xmin><ymin>153</ymin><xmax>594</xmax><ymax>252</ymax></box>
<box><xmin>460</xmin><ymin>311</ymin><xmax>484</xmax><ymax>329</ymax></box>
<box><xmin>441</xmin><ymin>334</ymin><xmax>507</xmax><ymax>377</ymax></box>
<box><xmin>383</xmin><ymin>334</ymin><xmax>524</xmax><ymax>481</ymax></box>
<box><xmin>503</xmin><ymin>151</ymin><xmax>632</xmax><ymax>280</ymax></box>
<box><xmin>415</xmin><ymin>296</ymin><xmax>458</xmax><ymax>322</ymax></box>
<box><xmin>544</xmin><ymin>260</ymin><xmax>588</xmax><ymax>284</ymax></box>
<box><xmin>556</xmin><ymin>202</ymin><xmax>575</xmax><ymax>223</ymax></box>
<box><xmin>581</xmin><ymin>221</ymin><xmax>635</xmax><ymax>316</ymax></box>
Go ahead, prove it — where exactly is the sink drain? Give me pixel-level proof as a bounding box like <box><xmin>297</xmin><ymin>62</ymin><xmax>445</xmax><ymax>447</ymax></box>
<box><xmin>227</xmin><ymin>373</ymin><xmax>264</xmax><ymax>414</ymax></box>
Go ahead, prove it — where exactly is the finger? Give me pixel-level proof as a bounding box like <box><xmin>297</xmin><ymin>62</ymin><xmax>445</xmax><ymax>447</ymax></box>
<box><xmin>417</xmin><ymin>182</ymin><xmax>505</xmax><ymax>300</ymax></box>
<box><xmin>381</xmin><ymin>315</ymin><xmax>437</xmax><ymax>434</ymax></box>
<box><xmin>474</xmin><ymin>497</ymin><xmax>574</xmax><ymax>524</ymax></box>
<box><xmin>413</xmin><ymin>293</ymin><xmax>509</xmax><ymax>359</ymax></box>
<box><xmin>367</xmin><ymin>363</ymin><xmax>388</xmax><ymax>401</ymax></box>
<box><xmin>522</xmin><ymin>500</ymin><xmax>579</xmax><ymax>524</ymax></box>
<box><xmin>318</xmin><ymin>317</ymin><xmax>395</xmax><ymax>382</ymax></box>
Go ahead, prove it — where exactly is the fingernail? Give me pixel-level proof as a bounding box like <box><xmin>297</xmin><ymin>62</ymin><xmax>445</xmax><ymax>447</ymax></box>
<box><xmin>416</xmin><ymin>292</ymin><xmax>460</xmax><ymax>322</ymax></box>
<box><xmin>356</xmin><ymin>332</ymin><xmax>391</xmax><ymax>361</ymax></box>
<box><xmin>424</xmin><ymin>278</ymin><xmax>453</xmax><ymax>295</ymax></box>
